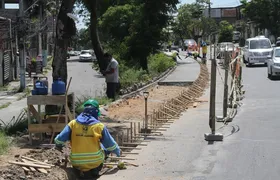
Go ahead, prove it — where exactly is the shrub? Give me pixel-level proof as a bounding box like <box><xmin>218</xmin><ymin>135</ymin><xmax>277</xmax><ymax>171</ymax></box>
<box><xmin>148</xmin><ymin>53</ymin><xmax>176</xmax><ymax>75</ymax></box>
<box><xmin>0</xmin><ymin>131</ymin><xmax>9</xmax><ymax>155</ymax></box>
<box><xmin>120</xmin><ymin>68</ymin><xmax>149</xmax><ymax>89</ymax></box>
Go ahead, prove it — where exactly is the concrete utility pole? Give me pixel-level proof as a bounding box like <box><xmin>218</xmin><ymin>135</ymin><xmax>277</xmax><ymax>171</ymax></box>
<box><xmin>19</xmin><ymin>0</ymin><xmax>26</xmax><ymax>91</ymax></box>
<box><xmin>223</xmin><ymin>51</ymin><xmax>229</xmax><ymax>118</ymax></box>
<box><xmin>205</xmin><ymin>42</ymin><xmax>223</xmax><ymax>141</ymax></box>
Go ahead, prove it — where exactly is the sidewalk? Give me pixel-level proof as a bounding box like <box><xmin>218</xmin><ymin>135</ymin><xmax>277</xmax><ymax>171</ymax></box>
<box><xmin>0</xmin><ymin>72</ymin><xmax>51</xmax><ymax>125</ymax></box>
<box><xmin>100</xmin><ymin>60</ymin><xmax>226</xmax><ymax>180</ymax></box>
<box><xmin>160</xmin><ymin>56</ymin><xmax>200</xmax><ymax>83</ymax></box>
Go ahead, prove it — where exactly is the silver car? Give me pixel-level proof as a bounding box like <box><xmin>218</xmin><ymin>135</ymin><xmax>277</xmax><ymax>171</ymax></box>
<box><xmin>79</xmin><ymin>50</ymin><xmax>96</xmax><ymax>62</ymax></box>
<box><xmin>267</xmin><ymin>47</ymin><xmax>280</xmax><ymax>78</ymax></box>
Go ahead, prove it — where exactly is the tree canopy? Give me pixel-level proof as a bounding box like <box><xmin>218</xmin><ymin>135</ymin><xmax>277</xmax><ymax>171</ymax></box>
<box><xmin>241</xmin><ymin>0</ymin><xmax>280</xmax><ymax>37</ymax></box>
<box><xmin>218</xmin><ymin>21</ymin><xmax>233</xmax><ymax>43</ymax></box>
<box><xmin>172</xmin><ymin>2</ymin><xmax>217</xmax><ymax>43</ymax></box>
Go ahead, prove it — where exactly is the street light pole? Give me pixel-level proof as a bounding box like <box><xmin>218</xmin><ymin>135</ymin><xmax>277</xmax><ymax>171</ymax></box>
<box><xmin>19</xmin><ymin>0</ymin><xmax>26</xmax><ymax>91</ymax></box>
<box><xmin>141</xmin><ymin>91</ymin><xmax>151</xmax><ymax>135</ymax></box>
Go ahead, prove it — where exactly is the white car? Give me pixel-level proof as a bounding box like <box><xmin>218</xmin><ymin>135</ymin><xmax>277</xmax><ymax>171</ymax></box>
<box><xmin>79</xmin><ymin>50</ymin><xmax>95</xmax><ymax>62</ymax></box>
<box><xmin>244</xmin><ymin>36</ymin><xmax>273</xmax><ymax>66</ymax></box>
<box><xmin>267</xmin><ymin>47</ymin><xmax>280</xmax><ymax>78</ymax></box>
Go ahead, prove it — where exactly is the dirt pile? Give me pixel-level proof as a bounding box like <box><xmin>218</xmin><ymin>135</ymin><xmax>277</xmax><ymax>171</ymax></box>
<box><xmin>108</xmin><ymin>85</ymin><xmax>186</xmax><ymax>121</ymax></box>
<box><xmin>0</xmin><ymin>148</ymin><xmax>71</xmax><ymax>180</ymax></box>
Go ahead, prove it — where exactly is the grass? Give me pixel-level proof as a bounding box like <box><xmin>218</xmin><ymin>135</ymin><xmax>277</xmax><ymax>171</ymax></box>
<box><xmin>0</xmin><ymin>85</ymin><xmax>9</xmax><ymax>91</ymax></box>
<box><xmin>0</xmin><ymin>110</ymin><xmax>28</xmax><ymax>136</ymax></box>
<box><xmin>117</xmin><ymin>53</ymin><xmax>176</xmax><ymax>90</ymax></box>
<box><xmin>75</xmin><ymin>95</ymin><xmax>113</xmax><ymax>114</ymax></box>
<box><xmin>17</xmin><ymin>87</ymin><xmax>31</xmax><ymax>101</ymax></box>
<box><xmin>0</xmin><ymin>131</ymin><xmax>10</xmax><ymax>155</ymax></box>
<box><xmin>0</xmin><ymin>102</ymin><xmax>11</xmax><ymax>110</ymax></box>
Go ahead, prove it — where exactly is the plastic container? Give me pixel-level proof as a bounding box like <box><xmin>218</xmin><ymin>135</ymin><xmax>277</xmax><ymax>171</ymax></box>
<box><xmin>52</xmin><ymin>78</ymin><xmax>66</xmax><ymax>95</ymax></box>
<box><xmin>33</xmin><ymin>76</ymin><xmax>48</xmax><ymax>89</ymax></box>
<box><xmin>35</xmin><ymin>81</ymin><xmax>48</xmax><ymax>95</ymax></box>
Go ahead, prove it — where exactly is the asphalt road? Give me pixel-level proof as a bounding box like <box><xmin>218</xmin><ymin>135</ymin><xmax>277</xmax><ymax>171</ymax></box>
<box><xmin>101</xmin><ymin>63</ymin><xmax>280</xmax><ymax>180</ymax></box>
<box><xmin>66</xmin><ymin>56</ymin><xmax>105</xmax><ymax>98</ymax></box>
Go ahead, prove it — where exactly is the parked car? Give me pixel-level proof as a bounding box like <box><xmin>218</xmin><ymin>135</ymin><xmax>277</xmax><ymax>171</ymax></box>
<box><xmin>74</xmin><ymin>51</ymin><xmax>81</xmax><ymax>56</ymax></box>
<box><xmin>217</xmin><ymin>42</ymin><xmax>235</xmax><ymax>60</ymax></box>
<box><xmin>267</xmin><ymin>47</ymin><xmax>280</xmax><ymax>78</ymax></box>
<box><xmin>184</xmin><ymin>39</ymin><xmax>197</xmax><ymax>51</ymax></box>
<box><xmin>243</xmin><ymin>36</ymin><xmax>273</xmax><ymax>66</ymax></box>
<box><xmin>79</xmin><ymin>50</ymin><xmax>96</xmax><ymax>62</ymax></box>
<box><xmin>69</xmin><ymin>51</ymin><xmax>76</xmax><ymax>56</ymax></box>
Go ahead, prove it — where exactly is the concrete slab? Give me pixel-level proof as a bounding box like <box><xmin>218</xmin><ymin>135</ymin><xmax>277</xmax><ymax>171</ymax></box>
<box><xmin>160</xmin><ymin>57</ymin><xmax>200</xmax><ymax>83</ymax></box>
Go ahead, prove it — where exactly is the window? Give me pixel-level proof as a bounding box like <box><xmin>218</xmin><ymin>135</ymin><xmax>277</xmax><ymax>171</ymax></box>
<box><xmin>249</xmin><ymin>39</ymin><xmax>271</xmax><ymax>49</ymax></box>
<box><xmin>274</xmin><ymin>49</ymin><xmax>280</xmax><ymax>57</ymax></box>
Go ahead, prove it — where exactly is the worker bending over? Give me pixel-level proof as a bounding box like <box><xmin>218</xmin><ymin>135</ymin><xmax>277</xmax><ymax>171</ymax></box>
<box><xmin>55</xmin><ymin>99</ymin><xmax>120</xmax><ymax>179</ymax></box>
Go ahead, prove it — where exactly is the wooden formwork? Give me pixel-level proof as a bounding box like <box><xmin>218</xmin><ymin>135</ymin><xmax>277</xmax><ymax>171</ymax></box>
<box><xmin>112</xmin><ymin>62</ymin><xmax>209</xmax><ymax>161</ymax></box>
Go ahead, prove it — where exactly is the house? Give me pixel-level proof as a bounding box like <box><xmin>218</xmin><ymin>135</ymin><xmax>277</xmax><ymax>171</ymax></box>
<box><xmin>203</xmin><ymin>5</ymin><xmax>243</xmax><ymax>24</ymax></box>
<box><xmin>0</xmin><ymin>0</ymin><xmax>18</xmax><ymax>86</ymax></box>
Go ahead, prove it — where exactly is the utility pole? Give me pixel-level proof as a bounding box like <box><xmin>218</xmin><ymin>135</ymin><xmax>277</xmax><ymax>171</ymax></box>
<box><xmin>208</xmin><ymin>0</ymin><xmax>212</xmax><ymax>59</ymax></box>
<box><xmin>205</xmin><ymin>40</ymin><xmax>223</xmax><ymax>141</ymax></box>
<box><xmin>19</xmin><ymin>0</ymin><xmax>26</xmax><ymax>91</ymax></box>
<box><xmin>223</xmin><ymin>51</ymin><xmax>229</xmax><ymax>118</ymax></box>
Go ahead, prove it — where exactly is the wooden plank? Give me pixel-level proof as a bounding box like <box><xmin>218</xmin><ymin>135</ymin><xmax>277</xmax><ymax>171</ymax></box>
<box><xmin>8</xmin><ymin>161</ymin><xmax>51</xmax><ymax>169</ymax></box>
<box><xmin>148</xmin><ymin>126</ymin><xmax>170</xmax><ymax>129</ymax></box>
<box><xmin>27</xmin><ymin>95</ymin><xmax>67</xmax><ymax>105</ymax></box>
<box><xmin>122</xmin><ymin>152</ymin><xmax>139</xmax><ymax>155</ymax></box>
<box><xmin>158</xmin><ymin>110</ymin><xmax>176</xmax><ymax>119</ymax></box>
<box><xmin>119</xmin><ymin>146</ymin><xmax>141</xmax><ymax>150</ymax></box>
<box><xmin>104</xmin><ymin>162</ymin><xmax>138</xmax><ymax>167</ymax></box>
<box><xmin>37</xmin><ymin>168</ymin><xmax>48</xmax><ymax>174</ymax></box>
<box><xmin>28</xmin><ymin>105</ymin><xmax>41</xmax><ymax>121</ymax></box>
<box><xmin>22</xmin><ymin>167</ymin><xmax>30</xmax><ymax>172</ymax></box>
<box><xmin>28</xmin><ymin>123</ymin><xmax>65</xmax><ymax>133</ymax></box>
<box><xmin>109</xmin><ymin>157</ymin><xmax>136</xmax><ymax>161</ymax></box>
<box><xmin>29</xmin><ymin>167</ymin><xmax>37</xmax><ymax>172</ymax></box>
<box><xmin>65</xmin><ymin>105</ymin><xmax>74</xmax><ymax>120</ymax></box>
<box><xmin>122</xmin><ymin>143</ymin><xmax>148</xmax><ymax>146</ymax></box>
<box><xmin>21</xmin><ymin>156</ymin><xmax>54</xmax><ymax>167</ymax></box>
<box><xmin>151</xmin><ymin>129</ymin><xmax>167</xmax><ymax>131</ymax></box>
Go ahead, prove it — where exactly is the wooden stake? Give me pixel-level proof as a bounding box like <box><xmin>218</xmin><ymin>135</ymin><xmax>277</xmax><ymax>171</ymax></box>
<box><xmin>22</xmin><ymin>167</ymin><xmax>30</xmax><ymax>172</ymax></box>
<box><xmin>134</xmin><ymin>122</ymin><xmax>136</xmax><ymax>139</ymax></box>
<box><xmin>126</xmin><ymin>128</ymin><xmax>129</xmax><ymax>142</ymax></box>
<box><xmin>37</xmin><ymin>168</ymin><xmax>48</xmax><ymax>174</ymax></box>
<box><xmin>8</xmin><ymin>161</ymin><xmax>51</xmax><ymax>169</ymax></box>
<box><xmin>109</xmin><ymin>157</ymin><xmax>136</xmax><ymax>161</ymax></box>
<box><xmin>122</xmin><ymin>142</ymin><xmax>148</xmax><ymax>146</ymax></box>
<box><xmin>21</xmin><ymin>156</ymin><xmax>54</xmax><ymax>167</ymax></box>
<box><xmin>130</xmin><ymin>122</ymin><xmax>133</xmax><ymax>143</ymax></box>
<box><xmin>119</xmin><ymin>146</ymin><xmax>141</xmax><ymax>150</ymax></box>
<box><xmin>49</xmin><ymin>77</ymin><xmax>72</xmax><ymax>144</ymax></box>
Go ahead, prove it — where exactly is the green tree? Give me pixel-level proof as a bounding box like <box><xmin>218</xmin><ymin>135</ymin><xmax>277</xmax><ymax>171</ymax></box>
<box><xmin>77</xmin><ymin>28</ymin><xmax>92</xmax><ymax>50</ymax></box>
<box><xmin>218</xmin><ymin>21</ymin><xmax>233</xmax><ymax>43</ymax></box>
<box><xmin>173</xmin><ymin>3</ymin><xmax>217</xmax><ymax>43</ymax></box>
<box><xmin>241</xmin><ymin>0</ymin><xmax>280</xmax><ymax>37</ymax></box>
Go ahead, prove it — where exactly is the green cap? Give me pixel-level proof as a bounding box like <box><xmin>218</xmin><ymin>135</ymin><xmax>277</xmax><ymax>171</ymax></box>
<box><xmin>83</xmin><ymin>99</ymin><xmax>101</xmax><ymax>117</ymax></box>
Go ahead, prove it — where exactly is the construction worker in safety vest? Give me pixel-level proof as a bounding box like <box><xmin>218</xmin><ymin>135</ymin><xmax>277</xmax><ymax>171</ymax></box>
<box><xmin>201</xmin><ymin>41</ymin><xmax>207</xmax><ymax>64</ymax></box>
<box><xmin>55</xmin><ymin>99</ymin><xmax>121</xmax><ymax>179</ymax></box>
